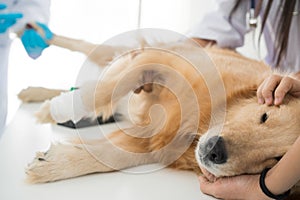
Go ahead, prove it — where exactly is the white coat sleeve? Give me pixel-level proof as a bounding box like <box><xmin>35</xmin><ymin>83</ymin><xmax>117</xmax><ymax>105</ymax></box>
<box><xmin>187</xmin><ymin>0</ymin><xmax>249</xmax><ymax>49</ymax></box>
<box><xmin>10</xmin><ymin>0</ymin><xmax>51</xmax><ymax>32</ymax></box>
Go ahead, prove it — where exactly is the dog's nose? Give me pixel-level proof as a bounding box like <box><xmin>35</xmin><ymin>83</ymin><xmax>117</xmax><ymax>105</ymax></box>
<box><xmin>205</xmin><ymin>136</ymin><xmax>227</xmax><ymax>164</ymax></box>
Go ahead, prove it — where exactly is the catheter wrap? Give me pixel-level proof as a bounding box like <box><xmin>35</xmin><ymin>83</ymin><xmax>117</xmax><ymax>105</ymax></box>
<box><xmin>50</xmin><ymin>90</ymin><xmax>90</xmax><ymax>123</ymax></box>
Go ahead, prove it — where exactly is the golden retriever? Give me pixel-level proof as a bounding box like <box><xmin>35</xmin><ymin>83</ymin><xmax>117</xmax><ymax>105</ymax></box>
<box><xmin>19</xmin><ymin>24</ymin><xmax>300</xmax><ymax>198</ymax></box>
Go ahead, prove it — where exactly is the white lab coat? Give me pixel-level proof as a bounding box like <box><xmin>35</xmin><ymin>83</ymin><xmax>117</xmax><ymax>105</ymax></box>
<box><xmin>0</xmin><ymin>0</ymin><xmax>50</xmax><ymax>136</ymax></box>
<box><xmin>188</xmin><ymin>0</ymin><xmax>300</xmax><ymax>72</ymax></box>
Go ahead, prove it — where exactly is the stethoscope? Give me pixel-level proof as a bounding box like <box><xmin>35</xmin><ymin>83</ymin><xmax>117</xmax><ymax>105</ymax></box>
<box><xmin>248</xmin><ymin>0</ymin><xmax>260</xmax><ymax>28</ymax></box>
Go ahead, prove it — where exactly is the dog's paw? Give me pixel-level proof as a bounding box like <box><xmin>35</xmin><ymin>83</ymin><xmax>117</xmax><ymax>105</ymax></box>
<box><xmin>26</xmin><ymin>143</ymin><xmax>83</xmax><ymax>183</ymax></box>
<box><xmin>35</xmin><ymin>101</ymin><xmax>56</xmax><ymax>124</ymax></box>
<box><xmin>18</xmin><ymin>87</ymin><xmax>42</xmax><ymax>103</ymax></box>
<box><xmin>18</xmin><ymin>87</ymin><xmax>64</xmax><ymax>103</ymax></box>
<box><xmin>26</xmin><ymin>143</ymin><xmax>110</xmax><ymax>183</ymax></box>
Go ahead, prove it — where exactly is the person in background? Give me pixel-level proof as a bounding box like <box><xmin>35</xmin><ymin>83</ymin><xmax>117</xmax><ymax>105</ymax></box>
<box><xmin>187</xmin><ymin>0</ymin><xmax>300</xmax><ymax>199</ymax></box>
<box><xmin>0</xmin><ymin>0</ymin><xmax>53</xmax><ymax>137</ymax></box>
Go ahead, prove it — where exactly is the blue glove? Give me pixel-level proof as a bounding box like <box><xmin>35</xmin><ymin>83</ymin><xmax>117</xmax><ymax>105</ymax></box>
<box><xmin>0</xmin><ymin>4</ymin><xmax>23</xmax><ymax>33</ymax></box>
<box><xmin>21</xmin><ymin>22</ymin><xmax>53</xmax><ymax>59</ymax></box>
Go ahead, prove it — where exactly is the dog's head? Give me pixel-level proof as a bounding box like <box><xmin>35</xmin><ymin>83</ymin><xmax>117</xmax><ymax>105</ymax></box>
<box><xmin>196</xmin><ymin>89</ymin><xmax>300</xmax><ymax>177</ymax></box>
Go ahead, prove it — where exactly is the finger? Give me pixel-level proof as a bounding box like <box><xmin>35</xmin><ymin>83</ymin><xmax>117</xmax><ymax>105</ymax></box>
<box><xmin>257</xmin><ymin>80</ymin><xmax>266</xmax><ymax>104</ymax></box>
<box><xmin>0</xmin><ymin>4</ymin><xmax>7</xmax><ymax>10</ymax></box>
<box><xmin>0</xmin><ymin>13</ymin><xmax>23</xmax><ymax>20</ymax></box>
<box><xmin>200</xmin><ymin>167</ymin><xmax>216</xmax><ymax>182</ymax></box>
<box><xmin>31</xmin><ymin>31</ymin><xmax>47</xmax><ymax>47</ymax></box>
<box><xmin>199</xmin><ymin>176</ymin><xmax>219</xmax><ymax>198</ymax></box>
<box><xmin>28</xmin><ymin>22</ymin><xmax>45</xmax><ymax>38</ymax></box>
<box><xmin>24</xmin><ymin>31</ymin><xmax>44</xmax><ymax>59</ymax></box>
<box><xmin>274</xmin><ymin>77</ymin><xmax>293</xmax><ymax>105</ymax></box>
<box><xmin>27</xmin><ymin>30</ymin><xmax>36</xmax><ymax>48</ymax></box>
<box><xmin>291</xmin><ymin>79</ymin><xmax>300</xmax><ymax>98</ymax></box>
<box><xmin>36</xmin><ymin>22</ymin><xmax>53</xmax><ymax>40</ymax></box>
<box><xmin>199</xmin><ymin>176</ymin><xmax>213</xmax><ymax>193</ymax></box>
<box><xmin>2</xmin><ymin>19</ymin><xmax>17</xmax><ymax>28</ymax></box>
<box><xmin>200</xmin><ymin>166</ymin><xmax>209</xmax><ymax>177</ymax></box>
<box><xmin>29</xmin><ymin>30</ymin><xmax>47</xmax><ymax>49</ymax></box>
<box><xmin>199</xmin><ymin>176</ymin><xmax>209</xmax><ymax>185</ymax></box>
<box><xmin>21</xmin><ymin>30</ymin><xmax>35</xmax><ymax>52</ymax></box>
<box><xmin>261</xmin><ymin>75</ymin><xmax>282</xmax><ymax>105</ymax></box>
<box><xmin>0</xmin><ymin>18</ymin><xmax>17</xmax><ymax>33</ymax></box>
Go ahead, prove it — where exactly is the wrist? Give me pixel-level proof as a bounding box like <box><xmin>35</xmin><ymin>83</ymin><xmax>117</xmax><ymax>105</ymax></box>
<box><xmin>265</xmin><ymin>168</ymin><xmax>282</xmax><ymax>196</ymax></box>
<box><xmin>260</xmin><ymin>168</ymin><xmax>291</xmax><ymax>200</ymax></box>
<box><xmin>253</xmin><ymin>176</ymin><xmax>272</xmax><ymax>200</ymax></box>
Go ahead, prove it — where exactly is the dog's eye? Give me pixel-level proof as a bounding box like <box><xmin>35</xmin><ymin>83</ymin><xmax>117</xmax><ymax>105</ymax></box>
<box><xmin>260</xmin><ymin>113</ymin><xmax>268</xmax><ymax>124</ymax></box>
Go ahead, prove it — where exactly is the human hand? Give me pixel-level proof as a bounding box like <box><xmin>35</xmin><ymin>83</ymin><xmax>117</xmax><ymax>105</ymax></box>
<box><xmin>200</xmin><ymin>166</ymin><xmax>217</xmax><ymax>182</ymax></box>
<box><xmin>0</xmin><ymin>4</ymin><xmax>23</xmax><ymax>33</ymax></box>
<box><xmin>199</xmin><ymin>173</ymin><xmax>271</xmax><ymax>200</ymax></box>
<box><xmin>257</xmin><ymin>74</ymin><xmax>300</xmax><ymax>105</ymax></box>
<box><xmin>21</xmin><ymin>22</ymin><xmax>53</xmax><ymax>59</ymax></box>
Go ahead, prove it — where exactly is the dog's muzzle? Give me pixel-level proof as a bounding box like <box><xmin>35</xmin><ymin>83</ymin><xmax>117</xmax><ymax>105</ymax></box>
<box><xmin>199</xmin><ymin>136</ymin><xmax>228</xmax><ymax>165</ymax></box>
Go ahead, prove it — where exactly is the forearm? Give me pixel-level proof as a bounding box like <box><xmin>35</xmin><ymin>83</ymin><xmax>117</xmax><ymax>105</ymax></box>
<box><xmin>191</xmin><ymin>38</ymin><xmax>215</xmax><ymax>48</ymax></box>
<box><xmin>265</xmin><ymin>135</ymin><xmax>300</xmax><ymax>194</ymax></box>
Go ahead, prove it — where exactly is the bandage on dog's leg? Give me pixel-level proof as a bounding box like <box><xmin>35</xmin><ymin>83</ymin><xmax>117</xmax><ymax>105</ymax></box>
<box><xmin>50</xmin><ymin>90</ymin><xmax>91</xmax><ymax>123</ymax></box>
<box><xmin>49</xmin><ymin>88</ymin><xmax>117</xmax><ymax>128</ymax></box>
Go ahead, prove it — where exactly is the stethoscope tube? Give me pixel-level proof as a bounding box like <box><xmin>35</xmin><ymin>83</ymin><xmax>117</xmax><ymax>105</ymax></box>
<box><xmin>249</xmin><ymin>0</ymin><xmax>258</xmax><ymax>28</ymax></box>
<box><xmin>250</xmin><ymin>0</ymin><xmax>255</xmax><ymax>9</ymax></box>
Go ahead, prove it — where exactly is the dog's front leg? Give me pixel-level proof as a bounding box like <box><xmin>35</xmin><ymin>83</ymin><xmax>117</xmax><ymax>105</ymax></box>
<box><xmin>26</xmin><ymin>130</ymin><xmax>155</xmax><ymax>183</ymax></box>
<box><xmin>26</xmin><ymin>142</ymin><xmax>110</xmax><ymax>183</ymax></box>
<box><xmin>35</xmin><ymin>87</ymin><xmax>95</xmax><ymax>124</ymax></box>
<box><xmin>18</xmin><ymin>87</ymin><xmax>66</xmax><ymax>103</ymax></box>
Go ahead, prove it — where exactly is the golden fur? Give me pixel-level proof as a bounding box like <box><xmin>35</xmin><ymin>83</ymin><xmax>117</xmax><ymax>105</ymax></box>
<box><xmin>20</xmin><ymin>32</ymin><xmax>300</xmax><ymax>197</ymax></box>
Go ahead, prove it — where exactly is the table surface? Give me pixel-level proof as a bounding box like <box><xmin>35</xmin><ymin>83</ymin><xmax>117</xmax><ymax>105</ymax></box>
<box><xmin>0</xmin><ymin>103</ymin><xmax>216</xmax><ymax>200</ymax></box>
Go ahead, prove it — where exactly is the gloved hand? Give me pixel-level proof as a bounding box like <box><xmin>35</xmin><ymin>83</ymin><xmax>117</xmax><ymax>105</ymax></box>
<box><xmin>21</xmin><ymin>22</ymin><xmax>53</xmax><ymax>59</ymax></box>
<box><xmin>0</xmin><ymin>4</ymin><xmax>23</xmax><ymax>33</ymax></box>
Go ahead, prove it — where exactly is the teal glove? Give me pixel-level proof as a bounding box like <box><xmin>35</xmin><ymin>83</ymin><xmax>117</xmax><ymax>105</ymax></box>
<box><xmin>21</xmin><ymin>22</ymin><xmax>53</xmax><ymax>59</ymax></box>
<box><xmin>0</xmin><ymin>4</ymin><xmax>23</xmax><ymax>33</ymax></box>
